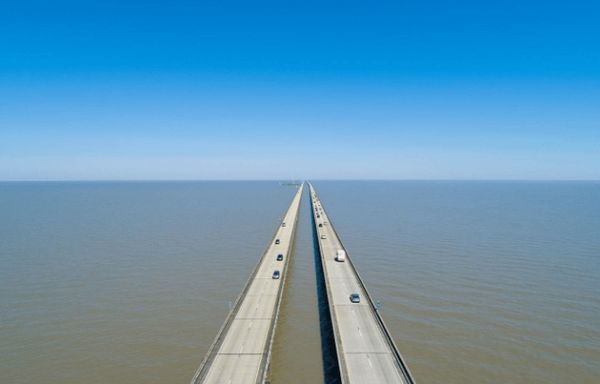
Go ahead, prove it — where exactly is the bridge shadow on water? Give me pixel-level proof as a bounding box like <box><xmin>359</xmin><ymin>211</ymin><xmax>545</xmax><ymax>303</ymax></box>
<box><xmin>310</xmin><ymin>202</ymin><xmax>342</xmax><ymax>384</ymax></box>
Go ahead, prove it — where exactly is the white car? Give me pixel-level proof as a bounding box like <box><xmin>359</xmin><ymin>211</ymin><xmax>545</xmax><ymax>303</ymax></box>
<box><xmin>321</xmin><ymin>234</ymin><xmax>327</xmax><ymax>239</ymax></box>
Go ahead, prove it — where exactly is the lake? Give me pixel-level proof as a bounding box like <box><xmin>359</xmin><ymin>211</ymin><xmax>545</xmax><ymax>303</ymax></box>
<box><xmin>1</xmin><ymin>181</ymin><xmax>598</xmax><ymax>383</ymax></box>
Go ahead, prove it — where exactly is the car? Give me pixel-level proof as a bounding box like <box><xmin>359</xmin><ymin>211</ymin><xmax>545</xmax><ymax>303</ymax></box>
<box><xmin>350</xmin><ymin>293</ymin><xmax>360</xmax><ymax>303</ymax></box>
<box><xmin>318</xmin><ymin>223</ymin><xmax>323</xmax><ymax>227</ymax></box>
<box><xmin>277</xmin><ymin>254</ymin><xmax>284</xmax><ymax>261</ymax></box>
<box><xmin>275</xmin><ymin>239</ymin><xmax>280</xmax><ymax>245</ymax></box>
<box><xmin>321</xmin><ymin>234</ymin><xmax>327</xmax><ymax>239</ymax></box>
<box><xmin>282</xmin><ymin>222</ymin><xmax>286</xmax><ymax>227</ymax></box>
<box><xmin>272</xmin><ymin>270</ymin><xmax>281</xmax><ymax>279</ymax></box>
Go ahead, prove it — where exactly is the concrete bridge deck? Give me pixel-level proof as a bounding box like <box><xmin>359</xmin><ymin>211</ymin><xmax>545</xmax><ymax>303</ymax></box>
<box><xmin>191</xmin><ymin>183</ymin><xmax>304</xmax><ymax>384</ymax></box>
<box><xmin>309</xmin><ymin>183</ymin><xmax>415</xmax><ymax>384</ymax></box>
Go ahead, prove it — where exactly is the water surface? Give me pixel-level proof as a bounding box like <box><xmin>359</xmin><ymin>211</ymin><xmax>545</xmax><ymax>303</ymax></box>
<box><xmin>313</xmin><ymin>181</ymin><xmax>600</xmax><ymax>383</ymax></box>
<box><xmin>1</xmin><ymin>181</ymin><xmax>598</xmax><ymax>383</ymax></box>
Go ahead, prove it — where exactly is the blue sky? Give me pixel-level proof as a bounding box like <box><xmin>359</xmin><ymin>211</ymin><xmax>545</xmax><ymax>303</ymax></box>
<box><xmin>1</xmin><ymin>0</ymin><xmax>599</xmax><ymax>180</ymax></box>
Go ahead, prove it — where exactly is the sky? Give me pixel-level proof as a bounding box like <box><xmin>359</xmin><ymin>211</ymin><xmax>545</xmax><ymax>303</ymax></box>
<box><xmin>1</xmin><ymin>0</ymin><xmax>599</xmax><ymax>180</ymax></box>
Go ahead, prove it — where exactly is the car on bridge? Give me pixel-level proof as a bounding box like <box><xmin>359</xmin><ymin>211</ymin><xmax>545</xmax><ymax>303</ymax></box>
<box><xmin>277</xmin><ymin>254</ymin><xmax>284</xmax><ymax>261</ymax></box>
<box><xmin>350</xmin><ymin>293</ymin><xmax>361</xmax><ymax>303</ymax></box>
<box><xmin>275</xmin><ymin>239</ymin><xmax>280</xmax><ymax>244</ymax></box>
<box><xmin>272</xmin><ymin>270</ymin><xmax>281</xmax><ymax>279</ymax></box>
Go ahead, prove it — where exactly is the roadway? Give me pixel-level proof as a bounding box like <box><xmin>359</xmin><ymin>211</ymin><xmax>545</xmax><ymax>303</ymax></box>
<box><xmin>191</xmin><ymin>183</ymin><xmax>304</xmax><ymax>384</ymax></box>
<box><xmin>309</xmin><ymin>183</ymin><xmax>415</xmax><ymax>384</ymax></box>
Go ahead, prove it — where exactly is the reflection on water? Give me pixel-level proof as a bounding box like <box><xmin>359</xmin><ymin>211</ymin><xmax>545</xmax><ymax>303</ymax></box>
<box><xmin>1</xmin><ymin>181</ymin><xmax>599</xmax><ymax>383</ymax></box>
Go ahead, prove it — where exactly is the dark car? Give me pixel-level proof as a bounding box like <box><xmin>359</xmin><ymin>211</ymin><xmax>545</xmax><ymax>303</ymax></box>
<box><xmin>275</xmin><ymin>239</ymin><xmax>280</xmax><ymax>245</ymax></box>
<box><xmin>277</xmin><ymin>254</ymin><xmax>284</xmax><ymax>261</ymax></box>
<box><xmin>350</xmin><ymin>293</ymin><xmax>361</xmax><ymax>303</ymax></box>
<box><xmin>272</xmin><ymin>270</ymin><xmax>281</xmax><ymax>279</ymax></box>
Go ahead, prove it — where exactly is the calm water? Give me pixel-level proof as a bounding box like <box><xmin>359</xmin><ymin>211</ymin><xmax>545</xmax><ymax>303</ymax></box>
<box><xmin>1</xmin><ymin>181</ymin><xmax>599</xmax><ymax>383</ymax></box>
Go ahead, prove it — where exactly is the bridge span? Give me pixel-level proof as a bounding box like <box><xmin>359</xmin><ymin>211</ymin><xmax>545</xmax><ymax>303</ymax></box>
<box><xmin>190</xmin><ymin>183</ymin><xmax>304</xmax><ymax>384</ymax></box>
<box><xmin>309</xmin><ymin>182</ymin><xmax>416</xmax><ymax>384</ymax></box>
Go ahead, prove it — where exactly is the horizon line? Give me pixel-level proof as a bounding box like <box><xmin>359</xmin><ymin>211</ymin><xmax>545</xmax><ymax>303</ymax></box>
<box><xmin>1</xmin><ymin>178</ymin><xmax>598</xmax><ymax>183</ymax></box>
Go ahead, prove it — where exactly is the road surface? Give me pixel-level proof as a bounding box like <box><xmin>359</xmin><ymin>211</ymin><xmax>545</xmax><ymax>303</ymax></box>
<box><xmin>309</xmin><ymin>183</ymin><xmax>415</xmax><ymax>384</ymax></box>
<box><xmin>191</xmin><ymin>183</ymin><xmax>304</xmax><ymax>384</ymax></box>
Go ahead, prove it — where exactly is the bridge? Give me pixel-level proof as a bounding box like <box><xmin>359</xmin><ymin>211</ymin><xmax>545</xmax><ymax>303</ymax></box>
<box><xmin>309</xmin><ymin>183</ymin><xmax>416</xmax><ymax>384</ymax></box>
<box><xmin>191</xmin><ymin>182</ymin><xmax>415</xmax><ymax>383</ymax></box>
<box><xmin>190</xmin><ymin>183</ymin><xmax>304</xmax><ymax>384</ymax></box>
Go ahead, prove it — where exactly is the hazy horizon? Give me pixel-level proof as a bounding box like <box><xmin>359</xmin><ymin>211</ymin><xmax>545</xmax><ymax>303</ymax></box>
<box><xmin>1</xmin><ymin>178</ymin><xmax>600</xmax><ymax>182</ymax></box>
